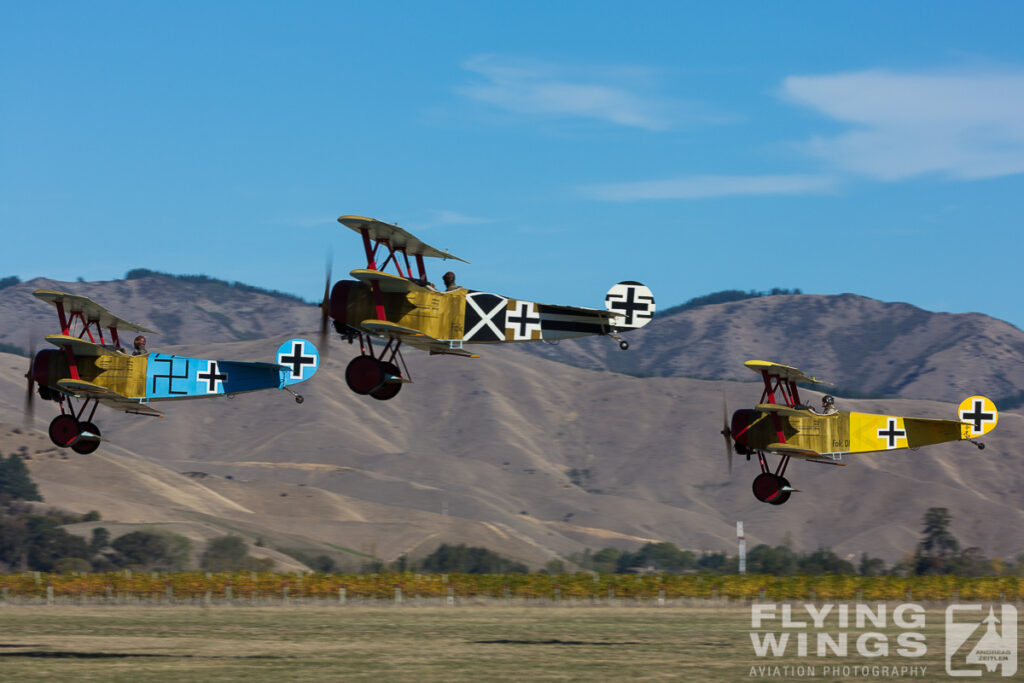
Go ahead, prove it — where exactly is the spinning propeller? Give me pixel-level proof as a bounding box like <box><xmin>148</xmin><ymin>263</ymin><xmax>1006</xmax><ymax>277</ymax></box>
<box><xmin>319</xmin><ymin>257</ymin><xmax>332</xmax><ymax>360</ymax></box>
<box><xmin>720</xmin><ymin>394</ymin><xmax>732</xmax><ymax>474</ymax></box>
<box><xmin>23</xmin><ymin>338</ymin><xmax>36</xmax><ymax>429</ymax></box>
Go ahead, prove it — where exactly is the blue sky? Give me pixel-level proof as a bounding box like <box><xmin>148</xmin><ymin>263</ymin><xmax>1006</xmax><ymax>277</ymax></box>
<box><xmin>3</xmin><ymin>2</ymin><xmax>1023</xmax><ymax>329</ymax></box>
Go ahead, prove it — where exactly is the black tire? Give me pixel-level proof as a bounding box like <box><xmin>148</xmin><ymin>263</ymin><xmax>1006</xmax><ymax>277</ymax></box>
<box><xmin>345</xmin><ymin>356</ymin><xmax>384</xmax><ymax>395</ymax></box>
<box><xmin>48</xmin><ymin>414</ymin><xmax>80</xmax><ymax>448</ymax></box>
<box><xmin>71</xmin><ymin>421</ymin><xmax>101</xmax><ymax>455</ymax></box>
<box><xmin>370</xmin><ymin>362</ymin><xmax>403</xmax><ymax>401</ymax></box>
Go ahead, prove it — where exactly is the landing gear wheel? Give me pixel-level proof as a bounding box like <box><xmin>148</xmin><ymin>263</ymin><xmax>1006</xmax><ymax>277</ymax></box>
<box><xmin>71</xmin><ymin>421</ymin><xmax>101</xmax><ymax>455</ymax></box>
<box><xmin>619</xmin><ymin>340</ymin><xmax>629</xmax><ymax>350</ymax></box>
<box><xmin>752</xmin><ymin>472</ymin><xmax>787</xmax><ymax>504</ymax></box>
<box><xmin>48</xmin><ymin>415</ymin><xmax>80</xmax><ymax>448</ymax></box>
<box><xmin>769</xmin><ymin>476</ymin><xmax>792</xmax><ymax>506</ymax></box>
<box><xmin>345</xmin><ymin>356</ymin><xmax>384</xmax><ymax>395</ymax></box>
<box><xmin>370</xmin><ymin>362</ymin><xmax>402</xmax><ymax>401</ymax></box>
<box><xmin>294</xmin><ymin>395</ymin><xmax>304</xmax><ymax>404</ymax></box>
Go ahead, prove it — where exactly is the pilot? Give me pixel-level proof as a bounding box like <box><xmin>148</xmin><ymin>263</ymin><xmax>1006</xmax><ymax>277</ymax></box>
<box><xmin>132</xmin><ymin>335</ymin><xmax>148</xmax><ymax>356</ymax></box>
<box><xmin>816</xmin><ymin>395</ymin><xmax>838</xmax><ymax>415</ymax></box>
<box><xmin>443</xmin><ymin>271</ymin><xmax>459</xmax><ymax>291</ymax></box>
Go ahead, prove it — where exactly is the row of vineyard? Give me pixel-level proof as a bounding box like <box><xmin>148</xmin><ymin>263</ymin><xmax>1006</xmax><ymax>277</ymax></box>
<box><xmin>1</xmin><ymin>572</ymin><xmax>1021</xmax><ymax>601</ymax></box>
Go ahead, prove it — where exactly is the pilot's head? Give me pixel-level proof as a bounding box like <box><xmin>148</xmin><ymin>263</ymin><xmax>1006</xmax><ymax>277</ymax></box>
<box><xmin>822</xmin><ymin>395</ymin><xmax>835</xmax><ymax>409</ymax></box>
<box><xmin>442</xmin><ymin>271</ymin><xmax>456</xmax><ymax>287</ymax></box>
<box><xmin>134</xmin><ymin>335</ymin><xmax>147</xmax><ymax>350</ymax></box>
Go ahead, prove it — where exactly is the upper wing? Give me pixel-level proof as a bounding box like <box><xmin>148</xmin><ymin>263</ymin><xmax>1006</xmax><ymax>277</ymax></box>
<box><xmin>56</xmin><ymin>379</ymin><xmax>163</xmax><ymax>417</ymax></box>
<box><xmin>34</xmin><ymin>289</ymin><xmax>156</xmax><ymax>333</ymax></box>
<box><xmin>339</xmin><ymin>216</ymin><xmax>469</xmax><ymax>263</ymax></box>
<box><xmin>745</xmin><ymin>360</ymin><xmax>830</xmax><ymax>386</ymax></box>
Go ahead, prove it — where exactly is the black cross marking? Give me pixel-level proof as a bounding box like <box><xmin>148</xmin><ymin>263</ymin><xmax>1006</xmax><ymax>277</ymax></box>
<box><xmin>507</xmin><ymin>301</ymin><xmax>541</xmax><ymax>338</ymax></box>
<box><xmin>280</xmin><ymin>341</ymin><xmax>316</xmax><ymax>378</ymax></box>
<box><xmin>151</xmin><ymin>355</ymin><xmax>190</xmax><ymax>395</ymax></box>
<box><xmin>961</xmin><ymin>399</ymin><xmax>994</xmax><ymax>433</ymax></box>
<box><xmin>198</xmin><ymin>361</ymin><xmax>228</xmax><ymax>393</ymax></box>
<box><xmin>606</xmin><ymin>286</ymin><xmax>651</xmax><ymax>326</ymax></box>
<box><xmin>877</xmin><ymin>418</ymin><xmax>906</xmax><ymax>448</ymax></box>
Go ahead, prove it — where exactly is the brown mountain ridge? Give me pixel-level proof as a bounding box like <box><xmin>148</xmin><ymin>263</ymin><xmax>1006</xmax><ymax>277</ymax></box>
<box><xmin>0</xmin><ymin>276</ymin><xmax>1021</xmax><ymax>570</ymax></box>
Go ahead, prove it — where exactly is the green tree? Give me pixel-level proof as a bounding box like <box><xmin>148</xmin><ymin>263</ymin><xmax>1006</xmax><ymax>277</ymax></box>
<box><xmin>89</xmin><ymin>527</ymin><xmax>110</xmax><ymax>554</ymax></box>
<box><xmin>418</xmin><ymin>544</ymin><xmax>528</xmax><ymax>574</ymax></box>
<box><xmin>858</xmin><ymin>552</ymin><xmax>886</xmax><ymax>576</ymax></box>
<box><xmin>0</xmin><ymin>454</ymin><xmax>42</xmax><ymax>502</ymax></box>
<box><xmin>798</xmin><ymin>548</ymin><xmax>855</xmax><ymax>575</ymax></box>
<box><xmin>111</xmin><ymin>530</ymin><xmax>191</xmax><ymax>571</ymax></box>
<box><xmin>915</xmin><ymin>507</ymin><xmax>960</xmax><ymax>574</ymax></box>
<box><xmin>200</xmin><ymin>535</ymin><xmax>249</xmax><ymax>571</ymax></box>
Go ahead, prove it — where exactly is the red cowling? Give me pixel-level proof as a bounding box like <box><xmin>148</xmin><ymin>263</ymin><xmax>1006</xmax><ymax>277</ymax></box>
<box><xmin>730</xmin><ymin>409</ymin><xmax>758</xmax><ymax>447</ymax></box>
<box><xmin>32</xmin><ymin>349</ymin><xmax>60</xmax><ymax>387</ymax></box>
<box><xmin>329</xmin><ymin>280</ymin><xmax>367</xmax><ymax>327</ymax></box>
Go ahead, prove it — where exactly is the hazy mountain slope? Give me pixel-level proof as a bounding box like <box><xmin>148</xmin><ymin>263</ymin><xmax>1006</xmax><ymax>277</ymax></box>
<box><xmin>0</xmin><ymin>276</ymin><xmax>318</xmax><ymax>349</ymax></box>
<box><xmin>2</xmin><ymin>336</ymin><xmax>1021</xmax><ymax>569</ymax></box>
<box><xmin>519</xmin><ymin>293</ymin><xmax>1024</xmax><ymax>401</ymax></box>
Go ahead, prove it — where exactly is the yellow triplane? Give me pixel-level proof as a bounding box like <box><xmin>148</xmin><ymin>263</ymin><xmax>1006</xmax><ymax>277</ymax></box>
<box><xmin>723</xmin><ymin>360</ymin><xmax>998</xmax><ymax>505</ymax></box>
<box><xmin>322</xmin><ymin>215</ymin><xmax>655</xmax><ymax>400</ymax></box>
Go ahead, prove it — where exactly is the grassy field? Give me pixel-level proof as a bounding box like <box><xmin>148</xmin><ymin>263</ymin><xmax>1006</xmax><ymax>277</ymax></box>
<box><xmin>0</xmin><ymin>605</ymin><xmax>974</xmax><ymax>681</ymax></box>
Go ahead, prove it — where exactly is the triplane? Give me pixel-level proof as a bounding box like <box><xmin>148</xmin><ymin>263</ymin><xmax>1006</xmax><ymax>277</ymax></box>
<box><xmin>722</xmin><ymin>360</ymin><xmax>998</xmax><ymax>505</ymax></box>
<box><xmin>24</xmin><ymin>289</ymin><xmax>319</xmax><ymax>453</ymax></box>
<box><xmin>322</xmin><ymin>215</ymin><xmax>655</xmax><ymax>400</ymax></box>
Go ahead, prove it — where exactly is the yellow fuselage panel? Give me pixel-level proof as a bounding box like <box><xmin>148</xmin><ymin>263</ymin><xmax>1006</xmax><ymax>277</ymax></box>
<box><xmin>745</xmin><ymin>409</ymin><xmax>967</xmax><ymax>456</ymax></box>
<box><xmin>44</xmin><ymin>351</ymin><xmax>148</xmax><ymax>398</ymax></box>
<box><xmin>345</xmin><ymin>287</ymin><xmax>467</xmax><ymax>340</ymax></box>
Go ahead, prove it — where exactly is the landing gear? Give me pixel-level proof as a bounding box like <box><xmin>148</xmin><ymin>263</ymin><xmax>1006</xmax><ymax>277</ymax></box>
<box><xmin>342</xmin><ymin>332</ymin><xmax>407</xmax><ymax>400</ymax></box>
<box><xmin>752</xmin><ymin>473</ymin><xmax>792</xmax><ymax>505</ymax></box>
<box><xmin>47</xmin><ymin>397</ymin><xmax>103</xmax><ymax>453</ymax></box>
<box><xmin>345</xmin><ymin>356</ymin><xmax>384</xmax><ymax>395</ymax></box>
<box><xmin>370</xmin><ymin>361</ymin><xmax>403</xmax><ymax>401</ymax></box>
<box><xmin>751</xmin><ymin>452</ymin><xmax>795</xmax><ymax>505</ymax></box>
<box><xmin>48</xmin><ymin>414</ymin><xmax>79</xmax><ymax>447</ymax></box>
<box><xmin>72</xmin><ymin>421</ymin><xmax>101</xmax><ymax>455</ymax></box>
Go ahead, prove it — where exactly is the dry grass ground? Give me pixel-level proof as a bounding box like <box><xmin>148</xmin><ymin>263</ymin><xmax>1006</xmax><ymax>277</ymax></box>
<box><xmin>0</xmin><ymin>605</ymin><xmax>962</xmax><ymax>682</ymax></box>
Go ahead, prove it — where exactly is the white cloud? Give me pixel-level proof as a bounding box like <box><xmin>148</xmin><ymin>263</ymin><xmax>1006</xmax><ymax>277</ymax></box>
<box><xmin>781</xmin><ymin>69</ymin><xmax>1024</xmax><ymax>180</ymax></box>
<box><xmin>418</xmin><ymin>210</ymin><xmax>491</xmax><ymax>229</ymax></box>
<box><xmin>578</xmin><ymin>174</ymin><xmax>837</xmax><ymax>201</ymax></box>
<box><xmin>457</xmin><ymin>55</ymin><xmax>719</xmax><ymax>131</ymax></box>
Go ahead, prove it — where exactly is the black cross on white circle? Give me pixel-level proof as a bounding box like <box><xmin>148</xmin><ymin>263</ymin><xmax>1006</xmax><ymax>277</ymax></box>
<box><xmin>507</xmin><ymin>301</ymin><xmax>541</xmax><ymax>340</ymax></box>
<box><xmin>877</xmin><ymin>418</ymin><xmax>906</xmax><ymax>449</ymax></box>
<box><xmin>279</xmin><ymin>341</ymin><xmax>316</xmax><ymax>379</ymax></box>
<box><xmin>606</xmin><ymin>286</ymin><xmax>651</xmax><ymax>326</ymax></box>
<box><xmin>197</xmin><ymin>361</ymin><xmax>228</xmax><ymax>393</ymax></box>
<box><xmin>960</xmin><ymin>399</ymin><xmax>995</xmax><ymax>434</ymax></box>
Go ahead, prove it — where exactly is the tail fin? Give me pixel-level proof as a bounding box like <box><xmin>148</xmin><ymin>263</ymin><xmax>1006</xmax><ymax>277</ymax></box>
<box><xmin>605</xmin><ymin>281</ymin><xmax>655</xmax><ymax>330</ymax></box>
<box><xmin>958</xmin><ymin>395</ymin><xmax>998</xmax><ymax>438</ymax></box>
<box><xmin>276</xmin><ymin>338</ymin><xmax>319</xmax><ymax>386</ymax></box>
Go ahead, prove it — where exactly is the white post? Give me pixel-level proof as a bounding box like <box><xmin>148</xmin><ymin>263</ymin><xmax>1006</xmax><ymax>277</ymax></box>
<box><xmin>737</xmin><ymin>521</ymin><xmax>746</xmax><ymax>575</ymax></box>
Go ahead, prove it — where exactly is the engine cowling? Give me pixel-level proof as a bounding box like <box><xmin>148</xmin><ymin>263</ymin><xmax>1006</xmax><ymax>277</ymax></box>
<box><xmin>32</xmin><ymin>349</ymin><xmax>65</xmax><ymax>401</ymax></box>
<box><xmin>329</xmin><ymin>280</ymin><xmax>371</xmax><ymax>330</ymax></box>
<box><xmin>730</xmin><ymin>409</ymin><xmax>758</xmax><ymax>450</ymax></box>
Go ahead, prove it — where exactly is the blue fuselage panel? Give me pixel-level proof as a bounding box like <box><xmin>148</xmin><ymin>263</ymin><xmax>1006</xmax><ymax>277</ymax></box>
<box><xmin>145</xmin><ymin>354</ymin><xmax>284</xmax><ymax>399</ymax></box>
